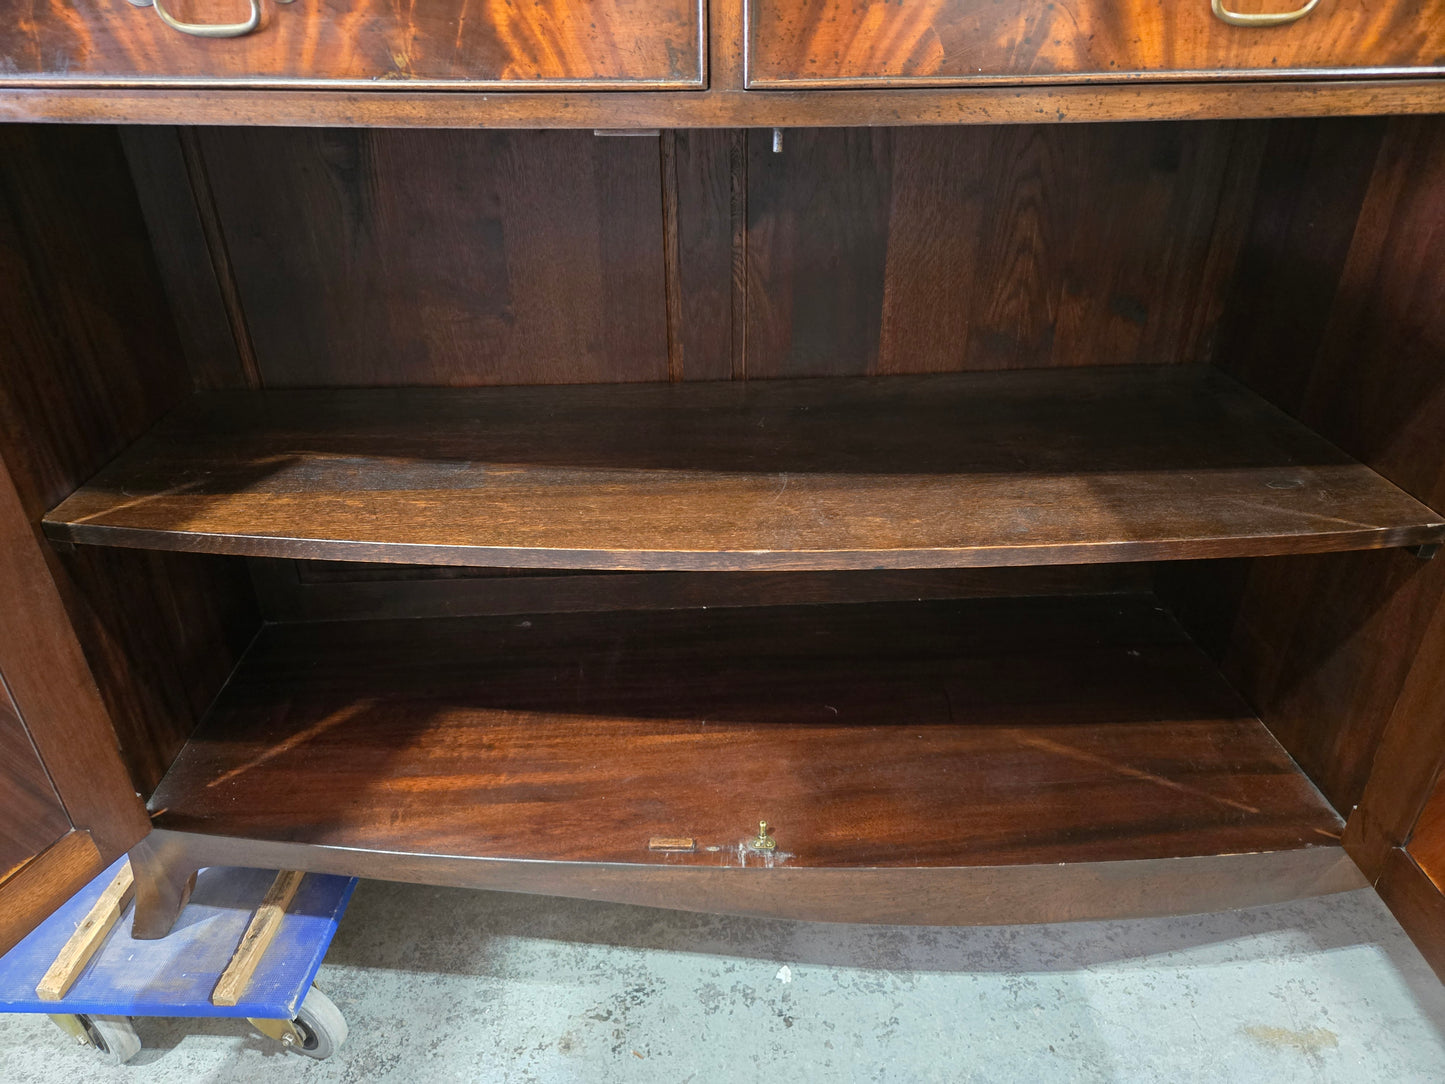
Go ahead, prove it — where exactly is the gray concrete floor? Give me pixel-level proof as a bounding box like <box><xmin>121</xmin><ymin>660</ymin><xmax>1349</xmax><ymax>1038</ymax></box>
<box><xmin>1</xmin><ymin>881</ymin><xmax>1442</xmax><ymax>1083</ymax></box>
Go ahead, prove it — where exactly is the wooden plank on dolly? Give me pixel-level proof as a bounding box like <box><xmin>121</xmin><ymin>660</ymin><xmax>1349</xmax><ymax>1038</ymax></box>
<box><xmin>211</xmin><ymin>870</ymin><xmax>305</xmax><ymax>1007</ymax></box>
<box><xmin>35</xmin><ymin>859</ymin><xmax>134</xmax><ymax>1001</ymax></box>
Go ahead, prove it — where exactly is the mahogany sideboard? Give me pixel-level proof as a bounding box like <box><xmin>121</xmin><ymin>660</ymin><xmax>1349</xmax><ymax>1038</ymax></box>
<box><xmin>1</xmin><ymin>0</ymin><xmax>1444</xmax><ymax>982</ymax></box>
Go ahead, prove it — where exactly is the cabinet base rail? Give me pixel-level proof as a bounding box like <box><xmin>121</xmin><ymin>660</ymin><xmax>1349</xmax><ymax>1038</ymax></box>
<box><xmin>127</xmin><ymin>829</ymin><xmax>1366</xmax><ymax>938</ymax></box>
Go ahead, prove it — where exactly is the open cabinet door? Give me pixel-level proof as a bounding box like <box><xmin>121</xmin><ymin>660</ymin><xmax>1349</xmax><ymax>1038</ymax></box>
<box><xmin>0</xmin><ymin>458</ymin><xmax>149</xmax><ymax>956</ymax></box>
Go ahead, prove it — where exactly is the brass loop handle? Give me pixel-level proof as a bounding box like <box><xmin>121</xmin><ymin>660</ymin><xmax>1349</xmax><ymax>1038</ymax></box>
<box><xmin>1211</xmin><ymin>0</ymin><xmax>1321</xmax><ymax>27</ymax></box>
<box><xmin>129</xmin><ymin>0</ymin><xmax>294</xmax><ymax>39</ymax></box>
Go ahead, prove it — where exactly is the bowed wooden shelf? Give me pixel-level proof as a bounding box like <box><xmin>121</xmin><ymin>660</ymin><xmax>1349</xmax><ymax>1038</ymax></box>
<box><xmin>42</xmin><ymin>366</ymin><xmax>1445</xmax><ymax>571</ymax></box>
<box><xmin>138</xmin><ymin>595</ymin><xmax>1359</xmax><ymax>926</ymax></box>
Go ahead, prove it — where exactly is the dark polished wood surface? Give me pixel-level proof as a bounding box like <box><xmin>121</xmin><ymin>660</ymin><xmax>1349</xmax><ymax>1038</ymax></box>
<box><xmin>43</xmin><ymin>368</ymin><xmax>1445</xmax><ymax>570</ymax></box>
<box><xmin>164</xmin><ymin>124</ymin><xmax>1261</xmax><ymax>389</ymax></box>
<box><xmin>250</xmin><ymin>560</ymin><xmax>1150</xmax><ymax>623</ymax></box>
<box><xmin>0</xmin><ymin>0</ymin><xmax>703</xmax><ymax>89</ymax></box>
<box><xmin>0</xmin><ymin>678</ymin><xmax>70</xmax><ymax>884</ymax></box>
<box><xmin>0</xmin><ymin>125</ymin><xmax>260</xmax><ymax>795</ymax></box>
<box><xmin>1408</xmin><ymin>769</ymin><xmax>1445</xmax><ymax>890</ymax></box>
<box><xmin>745</xmin><ymin>124</ymin><xmax>1261</xmax><ymax>376</ymax></box>
<box><xmin>197</xmin><ymin>128</ymin><xmax>670</xmax><ymax>388</ymax></box>
<box><xmin>146</xmin><ymin>597</ymin><xmax>1344</xmax><ymax>870</ymax></box>
<box><xmin>748</xmin><ymin>0</ymin><xmax>1445</xmax><ymax>87</ymax></box>
<box><xmin>1206</xmin><ymin>117</ymin><xmax>1445</xmax><ymax>843</ymax></box>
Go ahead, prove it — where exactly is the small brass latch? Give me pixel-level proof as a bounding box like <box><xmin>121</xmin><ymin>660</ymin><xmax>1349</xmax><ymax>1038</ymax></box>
<box><xmin>749</xmin><ymin>821</ymin><xmax>777</xmax><ymax>852</ymax></box>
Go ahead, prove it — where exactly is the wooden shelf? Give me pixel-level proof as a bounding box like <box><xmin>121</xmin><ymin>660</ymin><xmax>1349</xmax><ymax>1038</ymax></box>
<box><xmin>43</xmin><ymin>367</ymin><xmax>1444</xmax><ymax>571</ymax></box>
<box><xmin>149</xmin><ymin>597</ymin><xmax>1344</xmax><ymax>875</ymax></box>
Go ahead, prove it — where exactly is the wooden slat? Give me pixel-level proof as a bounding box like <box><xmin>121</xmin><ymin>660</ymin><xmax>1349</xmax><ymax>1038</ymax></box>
<box><xmin>146</xmin><ymin>597</ymin><xmax>1347</xmax><ymax>871</ymax></box>
<box><xmin>35</xmin><ymin>860</ymin><xmax>135</xmax><ymax>1002</ymax></box>
<box><xmin>44</xmin><ymin>368</ymin><xmax>1445</xmax><ymax>572</ymax></box>
<box><xmin>211</xmin><ymin>870</ymin><xmax>305</xmax><ymax>1007</ymax></box>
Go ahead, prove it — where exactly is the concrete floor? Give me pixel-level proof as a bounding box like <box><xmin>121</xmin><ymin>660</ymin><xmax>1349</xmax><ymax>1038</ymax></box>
<box><xmin>1</xmin><ymin>881</ymin><xmax>1442</xmax><ymax>1083</ymax></box>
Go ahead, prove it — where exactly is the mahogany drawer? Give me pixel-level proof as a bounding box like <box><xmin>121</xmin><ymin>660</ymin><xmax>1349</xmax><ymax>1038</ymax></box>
<box><xmin>0</xmin><ymin>0</ymin><xmax>704</xmax><ymax>89</ymax></box>
<box><xmin>747</xmin><ymin>0</ymin><xmax>1445</xmax><ymax>88</ymax></box>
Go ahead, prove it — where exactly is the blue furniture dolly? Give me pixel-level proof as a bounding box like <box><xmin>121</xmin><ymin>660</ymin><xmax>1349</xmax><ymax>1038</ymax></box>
<box><xmin>0</xmin><ymin>857</ymin><xmax>357</xmax><ymax>1063</ymax></box>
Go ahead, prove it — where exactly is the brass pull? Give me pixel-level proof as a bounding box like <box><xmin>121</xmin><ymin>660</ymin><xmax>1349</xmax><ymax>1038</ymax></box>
<box><xmin>127</xmin><ymin>0</ymin><xmax>294</xmax><ymax>39</ymax></box>
<box><xmin>1211</xmin><ymin>0</ymin><xmax>1321</xmax><ymax>27</ymax></box>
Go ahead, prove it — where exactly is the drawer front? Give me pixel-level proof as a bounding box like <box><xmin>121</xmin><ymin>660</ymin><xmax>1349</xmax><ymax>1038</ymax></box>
<box><xmin>1</xmin><ymin>0</ymin><xmax>704</xmax><ymax>89</ymax></box>
<box><xmin>747</xmin><ymin>1</ymin><xmax>1445</xmax><ymax>87</ymax></box>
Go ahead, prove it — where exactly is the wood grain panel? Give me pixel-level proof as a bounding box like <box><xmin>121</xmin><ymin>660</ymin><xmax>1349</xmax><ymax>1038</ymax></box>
<box><xmin>1212</xmin><ymin>116</ymin><xmax>1445</xmax><ymax>823</ymax></box>
<box><xmin>0</xmin><ymin>676</ymin><xmax>70</xmax><ymax>885</ymax></box>
<box><xmin>673</xmin><ymin>129</ymin><xmax>744</xmax><ymax>381</ymax></box>
<box><xmin>119</xmin><ymin>126</ymin><xmax>254</xmax><ymax>391</ymax></box>
<box><xmin>146</xmin><ymin>597</ymin><xmax>1346</xmax><ymax>869</ymax></box>
<box><xmin>0</xmin><ymin>125</ymin><xmax>259</xmax><ymax>797</ymax></box>
<box><xmin>748</xmin><ymin>0</ymin><xmax>1445</xmax><ymax>87</ymax></box>
<box><xmin>43</xmin><ymin>368</ymin><xmax>1445</xmax><ymax>570</ymax></box>
<box><xmin>1210</xmin><ymin>117</ymin><xmax>1388</xmax><ymax>409</ymax></box>
<box><xmin>0</xmin><ymin>457</ymin><xmax>147</xmax><ymax>858</ymax></box>
<box><xmin>745</xmin><ymin>124</ymin><xmax>1263</xmax><ymax>377</ymax></box>
<box><xmin>1224</xmin><ymin>549</ymin><xmax>1443</xmax><ymax>815</ymax></box>
<box><xmin>0</xmin><ymin>832</ymin><xmax>103</xmax><ymax>960</ymax></box>
<box><xmin>0</xmin><ymin>0</ymin><xmax>703</xmax><ymax>88</ymax></box>
<box><xmin>1408</xmin><ymin>769</ymin><xmax>1445</xmax><ymax>891</ymax></box>
<box><xmin>197</xmin><ymin>127</ymin><xmax>670</xmax><ymax>388</ymax></box>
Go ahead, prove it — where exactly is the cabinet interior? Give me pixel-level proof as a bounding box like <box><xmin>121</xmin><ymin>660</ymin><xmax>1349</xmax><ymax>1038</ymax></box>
<box><xmin>2</xmin><ymin>116</ymin><xmax>1443</xmax><ymax>921</ymax></box>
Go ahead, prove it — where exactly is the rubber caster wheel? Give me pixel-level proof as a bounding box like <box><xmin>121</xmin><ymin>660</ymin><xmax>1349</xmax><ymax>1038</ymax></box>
<box><xmin>291</xmin><ymin>987</ymin><xmax>347</xmax><ymax>1060</ymax></box>
<box><xmin>78</xmin><ymin>1015</ymin><xmax>142</xmax><ymax>1065</ymax></box>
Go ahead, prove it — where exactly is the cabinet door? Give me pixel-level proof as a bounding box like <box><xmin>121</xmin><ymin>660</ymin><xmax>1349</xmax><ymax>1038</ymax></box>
<box><xmin>748</xmin><ymin>0</ymin><xmax>1445</xmax><ymax>88</ymax></box>
<box><xmin>0</xmin><ymin>0</ymin><xmax>704</xmax><ymax>89</ymax></box>
<box><xmin>0</xmin><ymin>681</ymin><xmax>71</xmax><ymax>885</ymax></box>
<box><xmin>0</xmin><ymin>461</ymin><xmax>149</xmax><ymax>956</ymax></box>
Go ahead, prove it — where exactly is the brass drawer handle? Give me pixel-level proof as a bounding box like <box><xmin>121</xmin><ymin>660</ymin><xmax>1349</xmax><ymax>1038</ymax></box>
<box><xmin>127</xmin><ymin>0</ymin><xmax>294</xmax><ymax>39</ymax></box>
<box><xmin>1211</xmin><ymin>0</ymin><xmax>1321</xmax><ymax>27</ymax></box>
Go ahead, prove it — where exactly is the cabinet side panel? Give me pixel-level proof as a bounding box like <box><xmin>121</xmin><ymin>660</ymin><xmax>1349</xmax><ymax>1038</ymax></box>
<box><xmin>0</xmin><ymin>125</ymin><xmax>260</xmax><ymax>795</ymax></box>
<box><xmin>1210</xmin><ymin>116</ymin><xmax>1445</xmax><ymax>826</ymax></box>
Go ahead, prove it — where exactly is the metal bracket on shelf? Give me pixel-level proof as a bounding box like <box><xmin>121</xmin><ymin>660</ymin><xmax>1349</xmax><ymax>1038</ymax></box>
<box><xmin>1409</xmin><ymin>543</ymin><xmax>1440</xmax><ymax>561</ymax></box>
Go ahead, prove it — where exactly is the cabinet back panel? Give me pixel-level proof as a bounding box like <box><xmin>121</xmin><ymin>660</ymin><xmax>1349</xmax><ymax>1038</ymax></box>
<box><xmin>250</xmin><ymin>560</ymin><xmax>1152</xmax><ymax>623</ymax></box>
<box><xmin>198</xmin><ymin>127</ymin><xmax>671</xmax><ymax>388</ymax></box>
<box><xmin>165</xmin><ymin>122</ymin><xmax>1268</xmax><ymax>388</ymax></box>
<box><xmin>744</xmin><ymin>123</ymin><xmax>1264</xmax><ymax>378</ymax></box>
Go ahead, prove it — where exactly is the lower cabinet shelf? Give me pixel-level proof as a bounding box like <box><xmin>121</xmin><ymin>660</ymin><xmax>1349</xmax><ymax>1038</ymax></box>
<box><xmin>138</xmin><ymin>595</ymin><xmax>1361</xmax><ymax>927</ymax></box>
